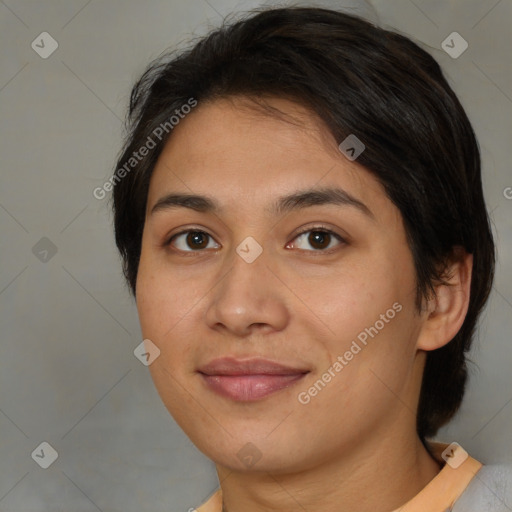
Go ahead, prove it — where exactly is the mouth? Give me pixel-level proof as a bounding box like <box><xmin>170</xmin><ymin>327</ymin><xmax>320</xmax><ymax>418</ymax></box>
<box><xmin>197</xmin><ymin>357</ymin><xmax>310</xmax><ymax>402</ymax></box>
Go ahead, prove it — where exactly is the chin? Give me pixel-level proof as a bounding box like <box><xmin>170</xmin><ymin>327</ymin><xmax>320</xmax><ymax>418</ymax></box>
<box><xmin>186</xmin><ymin>430</ymin><xmax>313</xmax><ymax>473</ymax></box>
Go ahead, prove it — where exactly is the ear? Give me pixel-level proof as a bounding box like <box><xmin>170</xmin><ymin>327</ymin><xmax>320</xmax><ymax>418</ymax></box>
<box><xmin>416</xmin><ymin>247</ymin><xmax>473</xmax><ymax>351</ymax></box>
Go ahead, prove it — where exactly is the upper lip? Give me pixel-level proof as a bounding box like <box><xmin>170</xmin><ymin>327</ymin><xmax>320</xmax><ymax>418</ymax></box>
<box><xmin>198</xmin><ymin>357</ymin><xmax>310</xmax><ymax>376</ymax></box>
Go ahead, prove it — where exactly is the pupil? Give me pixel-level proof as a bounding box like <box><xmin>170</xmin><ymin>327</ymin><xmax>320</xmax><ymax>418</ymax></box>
<box><xmin>188</xmin><ymin>231</ymin><xmax>207</xmax><ymax>249</ymax></box>
<box><xmin>310</xmin><ymin>231</ymin><xmax>329</xmax><ymax>249</ymax></box>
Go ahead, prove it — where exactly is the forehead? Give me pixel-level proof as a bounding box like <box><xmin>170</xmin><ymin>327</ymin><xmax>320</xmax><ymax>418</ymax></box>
<box><xmin>157</xmin><ymin>96</ymin><xmax>342</xmax><ymax>168</ymax></box>
<box><xmin>146</xmin><ymin>96</ymin><xmax>392</xmax><ymax>221</ymax></box>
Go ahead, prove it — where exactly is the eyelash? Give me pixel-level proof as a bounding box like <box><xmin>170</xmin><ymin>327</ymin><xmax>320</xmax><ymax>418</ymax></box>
<box><xmin>165</xmin><ymin>224</ymin><xmax>346</xmax><ymax>255</ymax></box>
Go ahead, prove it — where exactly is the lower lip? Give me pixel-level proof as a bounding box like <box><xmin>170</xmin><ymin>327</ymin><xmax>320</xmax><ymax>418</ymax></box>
<box><xmin>200</xmin><ymin>373</ymin><xmax>307</xmax><ymax>401</ymax></box>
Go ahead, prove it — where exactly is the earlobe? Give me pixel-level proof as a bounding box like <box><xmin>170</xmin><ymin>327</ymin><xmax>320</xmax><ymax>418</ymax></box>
<box><xmin>417</xmin><ymin>248</ymin><xmax>473</xmax><ymax>352</ymax></box>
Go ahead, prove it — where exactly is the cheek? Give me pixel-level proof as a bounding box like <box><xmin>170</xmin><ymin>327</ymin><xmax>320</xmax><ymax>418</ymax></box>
<box><xmin>136</xmin><ymin>251</ymin><xmax>202</xmax><ymax>338</ymax></box>
<box><xmin>294</xmin><ymin>303</ymin><xmax>418</xmax><ymax>441</ymax></box>
<box><xmin>136</xmin><ymin>261</ymin><xmax>198</xmax><ymax>411</ymax></box>
<box><xmin>287</xmin><ymin>252</ymin><xmax>406</xmax><ymax>340</ymax></box>
<box><xmin>135</xmin><ymin>250</ymin><xmax>216</xmax><ymax>389</ymax></box>
<box><xmin>289</xmin><ymin>250</ymin><xmax>418</xmax><ymax>390</ymax></box>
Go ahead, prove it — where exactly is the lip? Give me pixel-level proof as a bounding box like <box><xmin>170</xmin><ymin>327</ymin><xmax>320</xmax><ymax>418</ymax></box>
<box><xmin>198</xmin><ymin>357</ymin><xmax>310</xmax><ymax>376</ymax></box>
<box><xmin>198</xmin><ymin>357</ymin><xmax>310</xmax><ymax>401</ymax></box>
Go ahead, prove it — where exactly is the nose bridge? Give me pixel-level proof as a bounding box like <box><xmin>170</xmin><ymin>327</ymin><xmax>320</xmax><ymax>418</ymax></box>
<box><xmin>204</xmin><ymin>238</ymin><xmax>288</xmax><ymax>334</ymax></box>
<box><xmin>218</xmin><ymin>238</ymin><xmax>270</xmax><ymax>309</ymax></box>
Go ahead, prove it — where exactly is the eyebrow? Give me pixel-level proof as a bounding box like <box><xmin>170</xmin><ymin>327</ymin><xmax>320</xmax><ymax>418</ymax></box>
<box><xmin>150</xmin><ymin>186</ymin><xmax>375</xmax><ymax>220</ymax></box>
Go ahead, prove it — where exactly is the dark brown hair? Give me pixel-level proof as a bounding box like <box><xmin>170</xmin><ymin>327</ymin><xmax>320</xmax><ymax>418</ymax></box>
<box><xmin>111</xmin><ymin>6</ymin><xmax>495</xmax><ymax>441</ymax></box>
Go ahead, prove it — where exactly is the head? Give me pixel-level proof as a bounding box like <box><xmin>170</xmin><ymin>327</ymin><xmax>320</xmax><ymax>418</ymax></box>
<box><xmin>111</xmin><ymin>7</ymin><xmax>494</xmax><ymax>470</ymax></box>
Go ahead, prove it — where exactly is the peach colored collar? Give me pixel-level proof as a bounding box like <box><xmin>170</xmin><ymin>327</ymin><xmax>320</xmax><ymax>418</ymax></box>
<box><xmin>196</xmin><ymin>442</ymin><xmax>482</xmax><ymax>512</ymax></box>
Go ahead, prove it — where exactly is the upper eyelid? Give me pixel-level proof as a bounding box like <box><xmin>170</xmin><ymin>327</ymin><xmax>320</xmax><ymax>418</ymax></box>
<box><xmin>293</xmin><ymin>225</ymin><xmax>344</xmax><ymax>239</ymax></box>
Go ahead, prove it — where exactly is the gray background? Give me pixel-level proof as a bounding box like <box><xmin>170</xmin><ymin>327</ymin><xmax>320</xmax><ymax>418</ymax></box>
<box><xmin>0</xmin><ymin>0</ymin><xmax>511</xmax><ymax>511</ymax></box>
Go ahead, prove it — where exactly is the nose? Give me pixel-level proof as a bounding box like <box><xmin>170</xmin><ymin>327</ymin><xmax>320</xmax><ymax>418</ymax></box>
<box><xmin>203</xmin><ymin>247</ymin><xmax>290</xmax><ymax>337</ymax></box>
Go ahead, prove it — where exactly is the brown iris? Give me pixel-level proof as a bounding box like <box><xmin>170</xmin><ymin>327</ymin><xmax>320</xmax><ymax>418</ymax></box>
<box><xmin>186</xmin><ymin>231</ymin><xmax>209</xmax><ymax>249</ymax></box>
<box><xmin>306</xmin><ymin>231</ymin><xmax>331</xmax><ymax>250</ymax></box>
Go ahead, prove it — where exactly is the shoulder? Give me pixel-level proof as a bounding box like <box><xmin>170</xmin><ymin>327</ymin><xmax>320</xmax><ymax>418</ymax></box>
<box><xmin>453</xmin><ymin>463</ymin><xmax>512</xmax><ymax>512</ymax></box>
<box><xmin>195</xmin><ymin>489</ymin><xmax>222</xmax><ymax>512</ymax></box>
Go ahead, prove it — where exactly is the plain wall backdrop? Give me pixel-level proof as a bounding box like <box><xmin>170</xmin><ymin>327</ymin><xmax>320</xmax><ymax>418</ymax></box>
<box><xmin>0</xmin><ymin>0</ymin><xmax>511</xmax><ymax>511</ymax></box>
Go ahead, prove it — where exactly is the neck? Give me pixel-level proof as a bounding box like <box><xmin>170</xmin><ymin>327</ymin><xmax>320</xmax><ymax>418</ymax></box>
<box><xmin>217</xmin><ymin>423</ymin><xmax>441</xmax><ymax>512</ymax></box>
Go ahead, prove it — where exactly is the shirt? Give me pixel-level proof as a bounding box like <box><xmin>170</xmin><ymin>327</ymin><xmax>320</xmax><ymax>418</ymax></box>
<box><xmin>195</xmin><ymin>442</ymin><xmax>512</xmax><ymax>512</ymax></box>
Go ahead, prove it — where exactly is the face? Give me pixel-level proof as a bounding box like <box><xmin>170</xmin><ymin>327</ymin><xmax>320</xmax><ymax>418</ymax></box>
<box><xmin>136</xmin><ymin>96</ymin><xmax>428</xmax><ymax>473</ymax></box>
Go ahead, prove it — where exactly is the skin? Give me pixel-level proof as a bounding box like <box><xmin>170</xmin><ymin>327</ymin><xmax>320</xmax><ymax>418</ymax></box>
<box><xmin>135</xmin><ymin>96</ymin><xmax>473</xmax><ymax>512</ymax></box>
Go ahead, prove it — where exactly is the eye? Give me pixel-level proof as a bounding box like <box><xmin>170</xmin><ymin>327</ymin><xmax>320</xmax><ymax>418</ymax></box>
<box><xmin>286</xmin><ymin>226</ymin><xmax>345</xmax><ymax>252</ymax></box>
<box><xmin>166</xmin><ymin>225</ymin><xmax>345</xmax><ymax>254</ymax></box>
<box><xmin>168</xmin><ymin>230</ymin><xmax>220</xmax><ymax>252</ymax></box>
